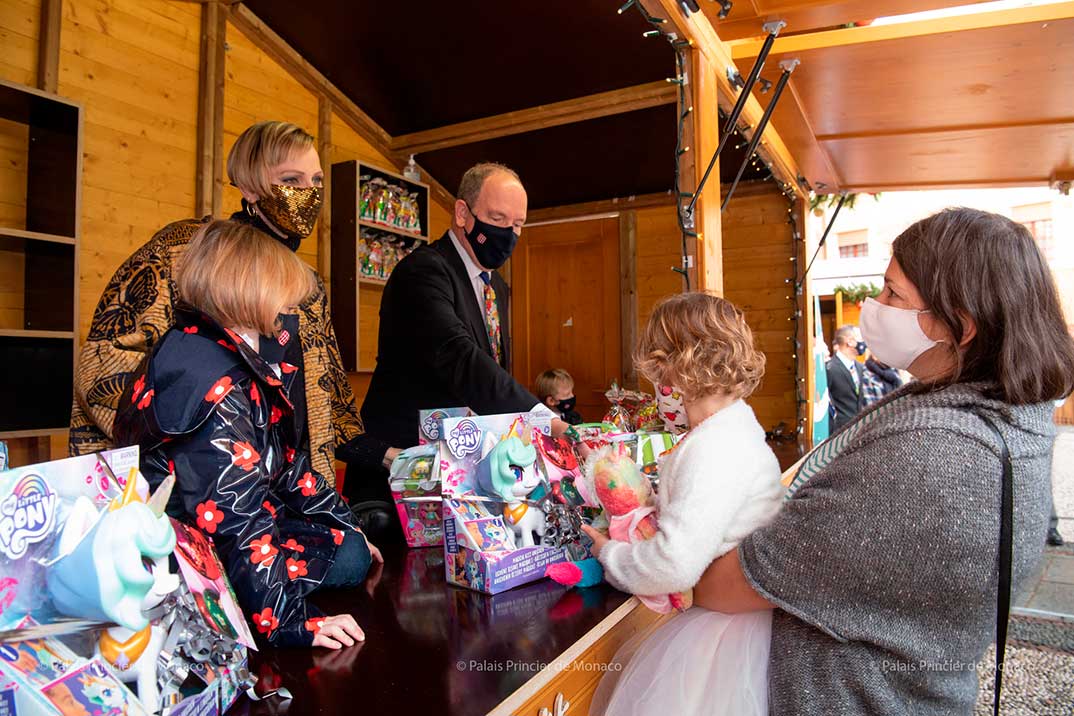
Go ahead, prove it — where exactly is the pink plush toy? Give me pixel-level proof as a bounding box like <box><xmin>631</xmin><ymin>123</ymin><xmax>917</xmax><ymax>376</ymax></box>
<box><xmin>586</xmin><ymin>445</ymin><xmax>691</xmax><ymax>613</ymax></box>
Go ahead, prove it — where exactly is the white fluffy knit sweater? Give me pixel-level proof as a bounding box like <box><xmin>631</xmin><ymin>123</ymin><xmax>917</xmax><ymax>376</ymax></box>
<box><xmin>599</xmin><ymin>399</ymin><xmax>784</xmax><ymax>596</ymax></box>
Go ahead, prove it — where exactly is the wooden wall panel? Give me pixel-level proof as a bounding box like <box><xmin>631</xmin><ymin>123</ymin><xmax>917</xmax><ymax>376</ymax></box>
<box><xmin>0</xmin><ymin>0</ymin><xmax>41</xmax><ymax>87</ymax></box>
<box><xmin>60</xmin><ymin>0</ymin><xmax>201</xmax><ymax>342</ymax></box>
<box><xmin>721</xmin><ymin>185</ymin><xmax>797</xmax><ymax>432</ymax></box>
<box><xmin>222</xmin><ymin>18</ymin><xmax>319</xmax><ymax>268</ymax></box>
<box><xmin>630</xmin><ymin>186</ymin><xmax>797</xmax><ymax>432</ymax></box>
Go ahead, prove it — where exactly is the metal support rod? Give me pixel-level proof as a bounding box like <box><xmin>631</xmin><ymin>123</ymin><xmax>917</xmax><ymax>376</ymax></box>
<box><xmin>686</xmin><ymin>21</ymin><xmax>784</xmax><ymax>218</ymax></box>
<box><xmin>721</xmin><ymin>58</ymin><xmax>799</xmax><ymax>212</ymax></box>
<box><xmin>798</xmin><ymin>192</ymin><xmax>848</xmax><ymax>291</ymax></box>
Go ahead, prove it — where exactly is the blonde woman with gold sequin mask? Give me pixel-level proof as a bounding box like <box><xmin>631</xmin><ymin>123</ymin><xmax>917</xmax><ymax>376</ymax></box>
<box><xmin>72</xmin><ymin>121</ymin><xmax>366</xmax><ymax>507</ymax></box>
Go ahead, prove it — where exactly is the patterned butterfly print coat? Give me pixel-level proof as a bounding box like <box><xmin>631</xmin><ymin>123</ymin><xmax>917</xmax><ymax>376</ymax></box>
<box><xmin>69</xmin><ymin>215</ymin><xmax>363</xmax><ymax>486</ymax></box>
<box><xmin>113</xmin><ymin>309</ymin><xmax>364</xmax><ymax>647</ymax></box>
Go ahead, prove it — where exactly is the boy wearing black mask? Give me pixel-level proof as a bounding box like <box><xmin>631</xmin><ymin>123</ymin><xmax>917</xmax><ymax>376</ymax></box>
<box><xmin>536</xmin><ymin>369</ymin><xmax>584</xmax><ymax>425</ymax></box>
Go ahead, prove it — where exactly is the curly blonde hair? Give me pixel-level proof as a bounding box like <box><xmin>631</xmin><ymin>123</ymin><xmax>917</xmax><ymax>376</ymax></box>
<box><xmin>635</xmin><ymin>292</ymin><xmax>766</xmax><ymax>400</ymax></box>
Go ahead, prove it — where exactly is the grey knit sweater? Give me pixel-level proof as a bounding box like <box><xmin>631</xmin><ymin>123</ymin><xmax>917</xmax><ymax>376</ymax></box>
<box><xmin>739</xmin><ymin>382</ymin><xmax>1055</xmax><ymax>715</ymax></box>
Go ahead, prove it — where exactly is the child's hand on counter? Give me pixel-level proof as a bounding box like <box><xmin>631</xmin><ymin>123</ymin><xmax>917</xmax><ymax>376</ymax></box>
<box><xmin>312</xmin><ymin>614</ymin><xmax>365</xmax><ymax>649</ymax></box>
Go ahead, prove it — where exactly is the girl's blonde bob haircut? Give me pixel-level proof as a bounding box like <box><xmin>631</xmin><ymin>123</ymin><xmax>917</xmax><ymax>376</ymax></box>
<box><xmin>226</xmin><ymin>121</ymin><xmax>315</xmax><ymax>200</ymax></box>
<box><xmin>176</xmin><ymin>220</ymin><xmax>315</xmax><ymax>337</ymax></box>
<box><xmin>635</xmin><ymin>292</ymin><xmax>766</xmax><ymax>400</ymax></box>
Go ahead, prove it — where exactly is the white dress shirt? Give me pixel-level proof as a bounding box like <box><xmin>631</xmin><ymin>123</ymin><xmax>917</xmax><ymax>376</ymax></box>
<box><xmin>449</xmin><ymin>230</ymin><xmax>488</xmax><ymax>314</ymax></box>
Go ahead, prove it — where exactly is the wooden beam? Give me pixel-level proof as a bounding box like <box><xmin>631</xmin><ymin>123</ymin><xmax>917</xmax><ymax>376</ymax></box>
<box><xmin>525</xmin><ymin>192</ymin><xmax>675</xmax><ymax>225</ymax></box>
<box><xmin>619</xmin><ymin>210</ymin><xmax>638</xmax><ymax>390</ymax></box>
<box><xmin>195</xmin><ymin>0</ymin><xmax>226</xmax><ymax>217</ymax></box>
<box><xmin>728</xmin><ymin>1</ymin><xmax>1074</xmax><ymax>59</ymax></box>
<box><xmin>228</xmin><ymin>3</ymin><xmax>457</xmax><ymax>212</ymax></box>
<box><xmin>391</xmin><ymin>81</ymin><xmax>678</xmax><ymax>155</ymax></box>
<box><xmin>37</xmin><ymin>0</ymin><xmax>61</xmax><ymax>93</ymax></box>
<box><xmin>691</xmin><ymin>49</ymin><xmax>721</xmax><ymax>294</ymax></box>
<box><xmin>317</xmin><ymin>95</ymin><xmax>332</xmax><ymax>283</ymax></box>
<box><xmin>816</xmin><ymin>117</ymin><xmax>1074</xmax><ymax>141</ymax></box>
<box><xmin>637</xmin><ymin>0</ymin><xmax>808</xmax><ymax>198</ymax></box>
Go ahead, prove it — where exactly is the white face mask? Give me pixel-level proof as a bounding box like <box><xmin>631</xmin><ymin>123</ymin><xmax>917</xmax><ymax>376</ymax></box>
<box><xmin>858</xmin><ymin>297</ymin><xmax>940</xmax><ymax>372</ymax></box>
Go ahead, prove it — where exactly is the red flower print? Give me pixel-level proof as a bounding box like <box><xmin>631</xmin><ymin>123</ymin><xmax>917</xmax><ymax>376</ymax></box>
<box><xmin>231</xmin><ymin>441</ymin><xmax>260</xmax><ymax>471</ymax></box>
<box><xmin>249</xmin><ymin>383</ymin><xmax>261</xmax><ymax>406</ymax></box>
<box><xmin>280</xmin><ymin>362</ymin><xmax>297</xmax><ymax>374</ymax></box>
<box><xmin>205</xmin><ymin>376</ymin><xmax>234</xmax><ymax>404</ymax></box>
<box><xmin>195</xmin><ymin>500</ymin><xmax>224</xmax><ymax>534</ymax></box>
<box><xmin>168</xmin><ymin>459</ymin><xmax>175</xmax><ymax>475</ymax></box>
<box><xmin>282</xmin><ymin>538</ymin><xmax>305</xmax><ymax>553</ymax></box>
<box><xmin>264</xmin><ymin>375</ymin><xmax>282</xmax><ymax>387</ymax></box>
<box><xmin>270</xmin><ymin>405</ymin><xmax>283</xmax><ymax>424</ymax></box>
<box><xmin>136</xmin><ymin>389</ymin><xmax>154</xmax><ymax>410</ymax></box>
<box><xmin>284</xmin><ymin>447</ymin><xmax>295</xmax><ymax>463</ymax></box>
<box><xmin>131</xmin><ymin>374</ymin><xmax>146</xmax><ymax>402</ymax></box>
<box><xmin>331</xmin><ymin>528</ymin><xmax>344</xmax><ymax>546</ymax></box>
<box><xmin>286</xmin><ymin>558</ymin><xmax>308</xmax><ymax>580</ymax></box>
<box><xmin>248</xmin><ymin>534</ymin><xmax>277</xmax><ymax>566</ymax></box>
<box><xmin>183</xmin><ymin>325</ymin><xmax>198</xmax><ymax>334</ymax></box>
<box><xmin>262</xmin><ymin>500</ymin><xmax>277</xmax><ymax>518</ymax></box>
<box><xmin>217</xmin><ymin>339</ymin><xmax>237</xmax><ymax>352</ymax></box>
<box><xmin>253</xmin><ymin>607</ymin><xmax>279</xmax><ymax>636</ymax></box>
<box><xmin>304</xmin><ymin>617</ymin><xmax>324</xmax><ymax>634</ymax></box>
<box><xmin>298</xmin><ymin>472</ymin><xmax>317</xmax><ymax>497</ymax></box>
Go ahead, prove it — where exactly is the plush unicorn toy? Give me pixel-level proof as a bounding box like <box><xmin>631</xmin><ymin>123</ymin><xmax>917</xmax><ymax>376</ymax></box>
<box><xmin>572</xmin><ymin>445</ymin><xmax>691</xmax><ymax>612</ymax></box>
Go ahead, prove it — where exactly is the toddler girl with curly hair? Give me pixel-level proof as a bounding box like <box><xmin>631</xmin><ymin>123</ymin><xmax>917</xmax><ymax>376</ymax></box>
<box><xmin>586</xmin><ymin>292</ymin><xmax>784</xmax><ymax>716</ymax></box>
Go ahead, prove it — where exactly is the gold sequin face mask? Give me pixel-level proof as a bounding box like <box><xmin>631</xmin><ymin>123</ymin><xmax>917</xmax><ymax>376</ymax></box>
<box><xmin>256</xmin><ymin>184</ymin><xmax>323</xmax><ymax>243</ymax></box>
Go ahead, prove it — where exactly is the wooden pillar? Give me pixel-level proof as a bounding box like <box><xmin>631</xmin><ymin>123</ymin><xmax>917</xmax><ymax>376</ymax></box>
<box><xmin>619</xmin><ymin>210</ymin><xmax>639</xmax><ymax>389</ymax></box>
<box><xmin>196</xmin><ymin>0</ymin><xmax>227</xmax><ymax>218</ymax></box>
<box><xmin>317</xmin><ymin>96</ymin><xmax>332</xmax><ymax>284</ymax></box>
<box><xmin>690</xmin><ymin>50</ymin><xmax>723</xmax><ymax>295</ymax></box>
<box><xmin>835</xmin><ymin>289</ymin><xmax>844</xmax><ymax>328</ymax></box>
<box><xmin>793</xmin><ymin>199</ymin><xmax>812</xmax><ymax>453</ymax></box>
<box><xmin>37</xmin><ymin>0</ymin><xmax>61</xmax><ymax>93</ymax></box>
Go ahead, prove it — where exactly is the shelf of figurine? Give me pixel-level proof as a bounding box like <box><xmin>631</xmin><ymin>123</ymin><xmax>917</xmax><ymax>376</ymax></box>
<box><xmin>358</xmin><ymin>175</ymin><xmax>424</xmax><ymax>236</ymax></box>
<box><xmin>357</xmin><ymin>228</ymin><xmax>420</xmax><ymax>284</ymax></box>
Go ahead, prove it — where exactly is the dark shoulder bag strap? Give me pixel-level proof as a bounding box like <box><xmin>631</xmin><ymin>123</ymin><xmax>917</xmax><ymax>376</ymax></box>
<box><xmin>974</xmin><ymin>409</ymin><xmax>1013</xmax><ymax>716</ymax></box>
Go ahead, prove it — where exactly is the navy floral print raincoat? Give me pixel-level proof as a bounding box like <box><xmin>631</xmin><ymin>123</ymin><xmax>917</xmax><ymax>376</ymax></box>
<box><xmin>114</xmin><ymin>307</ymin><xmax>368</xmax><ymax>646</ymax></box>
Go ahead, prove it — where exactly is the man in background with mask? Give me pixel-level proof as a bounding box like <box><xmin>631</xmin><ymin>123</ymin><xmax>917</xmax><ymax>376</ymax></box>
<box><xmin>343</xmin><ymin>163</ymin><xmax>566</xmax><ymax>530</ymax></box>
<box><xmin>826</xmin><ymin>325</ymin><xmax>867</xmax><ymax>433</ymax></box>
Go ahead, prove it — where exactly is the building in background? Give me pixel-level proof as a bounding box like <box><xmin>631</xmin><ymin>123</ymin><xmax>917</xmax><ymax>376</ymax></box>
<box><xmin>806</xmin><ymin>186</ymin><xmax>1074</xmax><ymax>422</ymax></box>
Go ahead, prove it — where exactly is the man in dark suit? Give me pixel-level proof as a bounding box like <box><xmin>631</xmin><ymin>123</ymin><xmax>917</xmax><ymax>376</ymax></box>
<box><xmin>826</xmin><ymin>325</ymin><xmax>866</xmax><ymax>433</ymax></box>
<box><xmin>341</xmin><ymin>163</ymin><xmax>566</xmax><ymax>537</ymax></box>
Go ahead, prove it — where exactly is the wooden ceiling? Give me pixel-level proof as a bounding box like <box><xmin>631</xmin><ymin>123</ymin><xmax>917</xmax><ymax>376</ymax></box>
<box><xmin>723</xmin><ymin>1</ymin><xmax>1074</xmax><ymax>191</ymax></box>
<box><xmin>243</xmin><ymin>0</ymin><xmax>1074</xmax><ymax>202</ymax></box>
<box><xmin>703</xmin><ymin>0</ymin><xmax>991</xmax><ymax>39</ymax></box>
<box><xmin>244</xmin><ymin>0</ymin><xmax>768</xmax><ymax>209</ymax></box>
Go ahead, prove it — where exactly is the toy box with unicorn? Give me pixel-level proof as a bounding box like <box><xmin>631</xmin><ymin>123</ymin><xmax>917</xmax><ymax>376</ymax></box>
<box><xmin>0</xmin><ymin>450</ymin><xmax>253</xmax><ymax>716</ymax></box>
<box><xmin>439</xmin><ymin>412</ymin><xmax>579</xmax><ymax>595</ymax></box>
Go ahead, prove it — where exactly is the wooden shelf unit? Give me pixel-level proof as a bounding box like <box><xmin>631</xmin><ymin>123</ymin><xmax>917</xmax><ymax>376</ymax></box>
<box><xmin>0</xmin><ymin>78</ymin><xmax>81</xmax><ymax>436</ymax></box>
<box><xmin>331</xmin><ymin>160</ymin><xmax>430</xmax><ymax>372</ymax></box>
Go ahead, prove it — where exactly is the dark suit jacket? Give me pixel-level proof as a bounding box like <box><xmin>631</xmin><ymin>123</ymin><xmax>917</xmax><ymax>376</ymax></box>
<box><xmin>827</xmin><ymin>355</ymin><xmax>866</xmax><ymax>433</ymax></box>
<box><xmin>359</xmin><ymin>232</ymin><xmax>539</xmax><ymax>449</ymax></box>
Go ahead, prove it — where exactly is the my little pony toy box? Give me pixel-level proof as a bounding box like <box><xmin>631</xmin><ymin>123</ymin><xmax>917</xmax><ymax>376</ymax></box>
<box><xmin>0</xmin><ymin>450</ymin><xmax>251</xmax><ymax>716</ymax></box>
<box><xmin>439</xmin><ymin>412</ymin><xmax>569</xmax><ymax>594</ymax></box>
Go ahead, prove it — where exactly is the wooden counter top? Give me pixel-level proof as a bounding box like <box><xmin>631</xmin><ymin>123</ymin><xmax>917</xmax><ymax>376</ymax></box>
<box><xmin>242</xmin><ymin>543</ymin><xmax>640</xmax><ymax>716</ymax></box>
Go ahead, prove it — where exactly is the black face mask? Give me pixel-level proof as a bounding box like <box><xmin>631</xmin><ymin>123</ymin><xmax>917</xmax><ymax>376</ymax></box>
<box><xmin>557</xmin><ymin>397</ymin><xmax>577</xmax><ymax>414</ymax></box>
<box><xmin>464</xmin><ymin>204</ymin><xmax>518</xmax><ymax>270</ymax></box>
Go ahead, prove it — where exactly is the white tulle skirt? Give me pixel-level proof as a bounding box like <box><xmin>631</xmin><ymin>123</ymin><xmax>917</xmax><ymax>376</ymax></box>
<box><xmin>590</xmin><ymin>607</ymin><xmax>771</xmax><ymax>716</ymax></box>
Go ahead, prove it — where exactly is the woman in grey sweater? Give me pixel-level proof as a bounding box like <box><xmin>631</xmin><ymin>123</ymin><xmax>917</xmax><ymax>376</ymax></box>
<box><xmin>692</xmin><ymin>207</ymin><xmax>1074</xmax><ymax>715</ymax></box>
